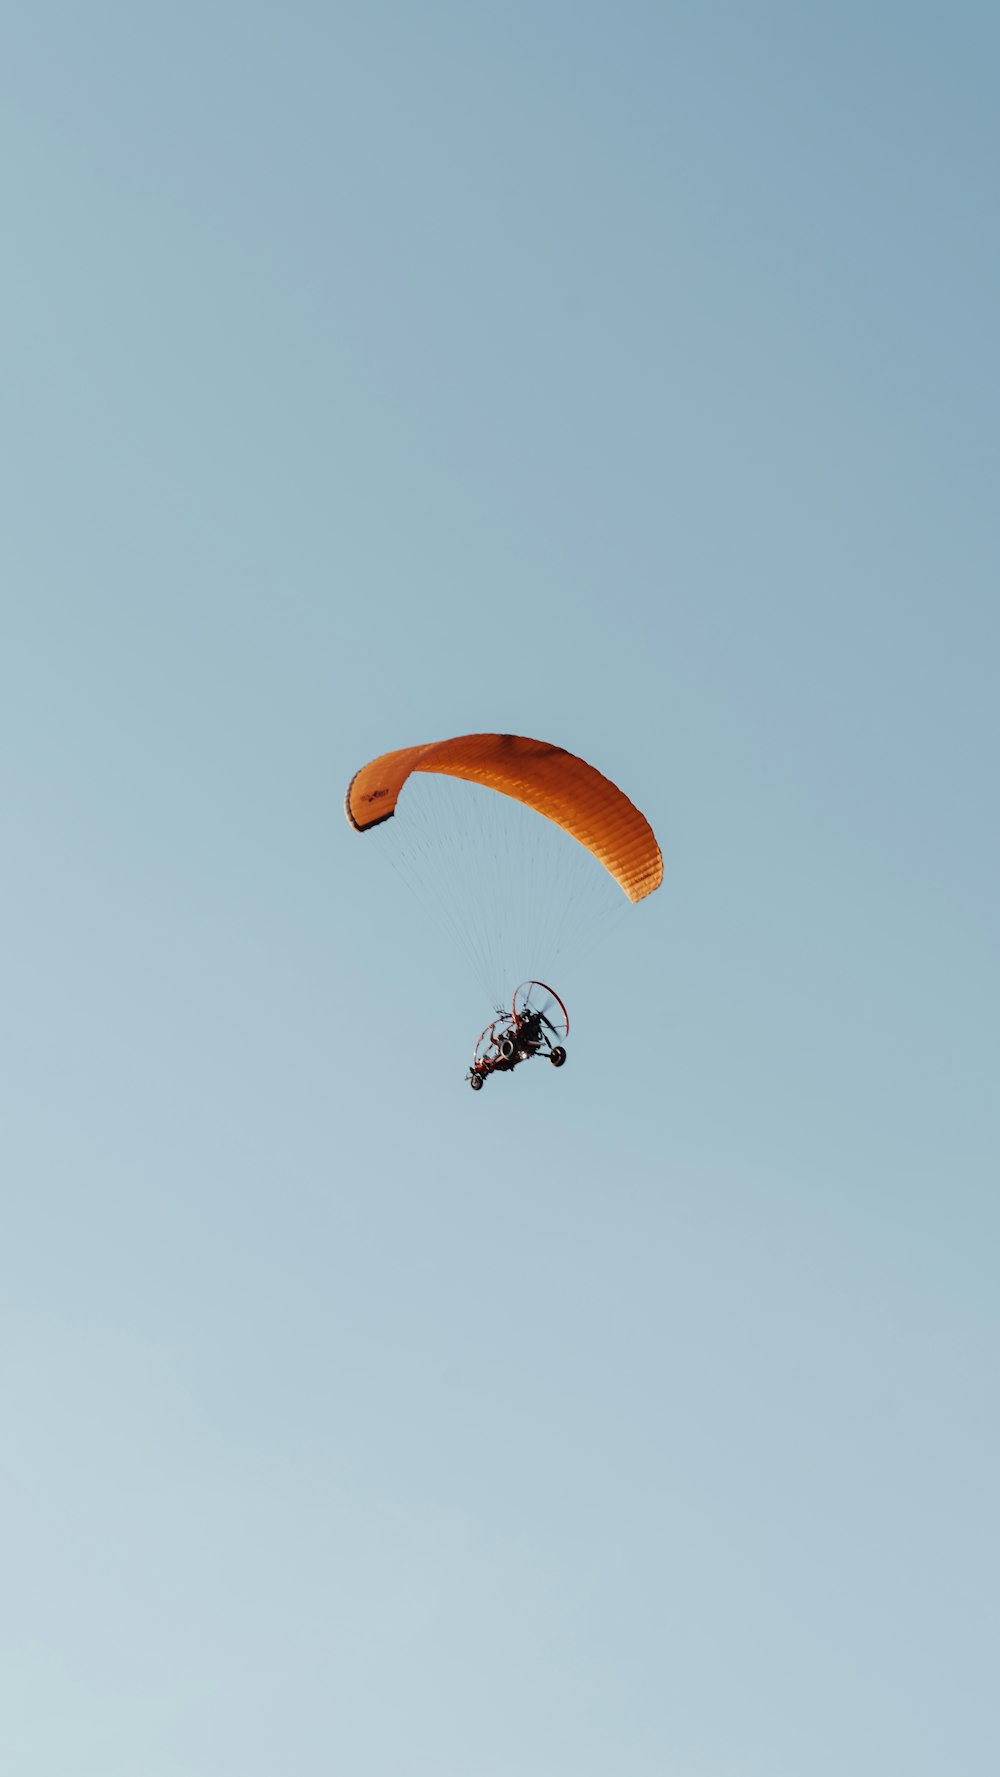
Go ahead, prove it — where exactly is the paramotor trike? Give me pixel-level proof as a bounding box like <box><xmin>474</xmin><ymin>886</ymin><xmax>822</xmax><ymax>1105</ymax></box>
<box><xmin>467</xmin><ymin>981</ymin><xmax>569</xmax><ymax>1090</ymax></box>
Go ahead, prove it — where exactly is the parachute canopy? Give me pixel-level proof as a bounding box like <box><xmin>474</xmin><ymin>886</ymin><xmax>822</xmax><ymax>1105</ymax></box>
<box><xmin>345</xmin><ymin>732</ymin><xmax>662</xmax><ymax>903</ymax></box>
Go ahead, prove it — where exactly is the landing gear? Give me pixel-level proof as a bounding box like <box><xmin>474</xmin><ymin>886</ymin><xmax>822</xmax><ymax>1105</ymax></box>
<box><xmin>549</xmin><ymin>1046</ymin><xmax>567</xmax><ymax>1067</ymax></box>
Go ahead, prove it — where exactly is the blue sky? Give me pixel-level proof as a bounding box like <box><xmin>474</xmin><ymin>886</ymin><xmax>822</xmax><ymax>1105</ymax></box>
<box><xmin>2</xmin><ymin>5</ymin><xmax>998</xmax><ymax>1774</ymax></box>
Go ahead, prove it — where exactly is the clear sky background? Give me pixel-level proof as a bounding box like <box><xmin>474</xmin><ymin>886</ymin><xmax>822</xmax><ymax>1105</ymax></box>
<box><xmin>2</xmin><ymin>5</ymin><xmax>998</xmax><ymax>1774</ymax></box>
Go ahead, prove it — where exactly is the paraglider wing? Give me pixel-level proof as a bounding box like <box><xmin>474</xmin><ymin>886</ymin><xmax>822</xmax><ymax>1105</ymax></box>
<box><xmin>344</xmin><ymin>732</ymin><xmax>662</xmax><ymax>903</ymax></box>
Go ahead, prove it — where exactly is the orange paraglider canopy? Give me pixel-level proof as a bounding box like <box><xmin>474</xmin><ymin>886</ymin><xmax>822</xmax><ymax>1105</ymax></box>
<box><xmin>345</xmin><ymin>732</ymin><xmax>662</xmax><ymax>903</ymax></box>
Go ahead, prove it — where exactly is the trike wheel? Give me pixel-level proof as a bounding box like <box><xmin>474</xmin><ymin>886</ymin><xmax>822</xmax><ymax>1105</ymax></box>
<box><xmin>549</xmin><ymin>1046</ymin><xmax>567</xmax><ymax>1068</ymax></box>
<box><xmin>470</xmin><ymin>1072</ymin><xmax>484</xmax><ymax>1090</ymax></box>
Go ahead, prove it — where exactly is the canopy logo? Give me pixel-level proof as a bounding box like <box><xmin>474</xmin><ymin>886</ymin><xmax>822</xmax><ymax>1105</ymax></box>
<box><xmin>365</xmin><ymin>788</ymin><xmax>389</xmax><ymax>803</ymax></box>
